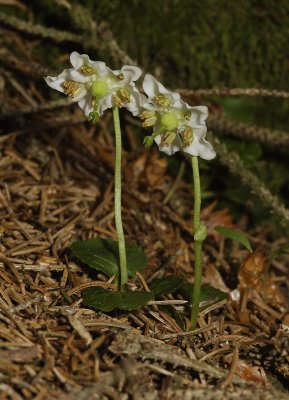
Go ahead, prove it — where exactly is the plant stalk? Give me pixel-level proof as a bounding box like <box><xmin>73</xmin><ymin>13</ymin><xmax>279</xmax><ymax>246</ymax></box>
<box><xmin>112</xmin><ymin>106</ymin><xmax>128</xmax><ymax>290</ymax></box>
<box><xmin>191</xmin><ymin>156</ymin><xmax>203</xmax><ymax>329</ymax></box>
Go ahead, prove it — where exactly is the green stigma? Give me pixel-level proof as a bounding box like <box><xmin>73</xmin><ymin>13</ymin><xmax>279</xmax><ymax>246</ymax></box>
<box><xmin>90</xmin><ymin>81</ymin><xmax>109</xmax><ymax>99</ymax></box>
<box><xmin>143</xmin><ymin>136</ymin><xmax>154</xmax><ymax>148</ymax></box>
<box><xmin>88</xmin><ymin>111</ymin><xmax>100</xmax><ymax>124</ymax></box>
<box><xmin>160</xmin><ymin>113</ymin><xmax>178</xmax><ymax>131</ymax></box>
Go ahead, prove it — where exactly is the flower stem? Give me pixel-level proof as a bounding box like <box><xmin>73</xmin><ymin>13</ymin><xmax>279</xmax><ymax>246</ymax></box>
<box><xmin>112</xmin><ymin>106</ymin><xmax>128</xmax><ymax>290</ymax></box>
<box><xmin>191</xmin><ymin>156</ymin><xmax>203</xmax><ymax>329</ymax></box>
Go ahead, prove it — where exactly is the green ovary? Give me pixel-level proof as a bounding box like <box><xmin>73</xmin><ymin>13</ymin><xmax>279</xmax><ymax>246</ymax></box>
<box><xmin>160</xmin><ymin>113</ymin><xmax>178</xmax><ymax>131</ymax></box>
<box><xmin>90</xmin><ymin>81</ymin><xmax>109</xmax><ymax>98</ymax></box>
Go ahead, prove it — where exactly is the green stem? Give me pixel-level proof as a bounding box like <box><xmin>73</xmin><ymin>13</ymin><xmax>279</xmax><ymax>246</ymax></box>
<box><xmin>112</xmin><ymin>106</ymin><xmax>128</xmax><ymax>290</ymax></box>
<box><xmin>191</xmin><ymin>156</ymin><xmax>203</xmax><ymax>329</ymax></box>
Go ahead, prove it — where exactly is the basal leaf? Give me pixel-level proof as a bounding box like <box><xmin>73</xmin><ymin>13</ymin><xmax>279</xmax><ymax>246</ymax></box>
<box><xmin>149</xmin><ymin>277</ymin><xmax>228</xmax><ymax>311</ymax></box>
<box><xmin>149</xmin><ymin>276</ymin><xmax>184</xmax><ymax>297</ymax></box>
<box><xmin>215</xmin><ymin>226</ymin><xmax>252</xmax><ymax>252</ymax></box>
<box><xmin>82</xmin><ymin>287</ymin><xmax>153</xmax><ymax>311</ymax></box>
<box><xmin>70</xmin><ymin>238</ymin><xmax>147</xmax><ymax>278</ymax></box>
<box><xmin>178</xmin><ymin>283</ymin><xmax>228</xmax><ymax>309</ymax></box>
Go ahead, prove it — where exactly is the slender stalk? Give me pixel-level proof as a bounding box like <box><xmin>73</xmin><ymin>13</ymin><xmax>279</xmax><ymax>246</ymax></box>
<box><xmin>191</xmin><ymin>156</ymin><xmax>203</xmax><ymax>328</ymax></box>
<box><xmin>112</xmin><ymin>106</ymin><xmax>128</xmax><ymax>290</ymax></box>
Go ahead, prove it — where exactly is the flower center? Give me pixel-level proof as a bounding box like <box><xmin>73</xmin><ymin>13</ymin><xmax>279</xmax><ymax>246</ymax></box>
<box><xmin>90</xmin><ymin>80</ymin><xmax>109</xmax><ymax>99</ymax></box>
<box><xmin>160</xmin><ymin>113</ymin><xmax>178</xmax><ymax>130</ymax></box>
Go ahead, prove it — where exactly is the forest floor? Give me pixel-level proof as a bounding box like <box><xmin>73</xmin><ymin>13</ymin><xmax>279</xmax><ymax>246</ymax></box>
<box><xmin>0</xmin><ymin>4</ymin><xmax>289</xmax><ymax>400</ymax></box>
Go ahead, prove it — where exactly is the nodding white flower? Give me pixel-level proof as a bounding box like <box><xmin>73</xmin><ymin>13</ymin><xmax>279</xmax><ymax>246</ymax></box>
<box><xmin>44</xmin><ymin>52</ymin><xmax>143</xmax><ymax>121</ymax></box>
<box><xmin>140</xmin><ymin>74</ymin><xmax>216</xmax><ymax>160</ymax></box>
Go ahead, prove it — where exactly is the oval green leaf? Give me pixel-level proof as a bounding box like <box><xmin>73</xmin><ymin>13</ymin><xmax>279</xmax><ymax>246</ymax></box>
<box><xmin>178</xmin><ymin>283</ymin><xmax>228</xmax><ymax>309</ymax></box>
<box><xmin>70</xmin><ymin>238</ymin><xmax>147</xmax><ymax>278</ymax></box>
<box><xmin>82</xmin><ymin>287</ymin><xmax>154</xmax><ymax>311</ymax></box>
<box><xmin>215</xmin><ymin>226</ymin><xmax>252</xmax><ymax>252</ymax></box>
<box><xmin>149</xmin><ymin>276</ymin><xmax>184</xmax><ymax>297</ymax></box>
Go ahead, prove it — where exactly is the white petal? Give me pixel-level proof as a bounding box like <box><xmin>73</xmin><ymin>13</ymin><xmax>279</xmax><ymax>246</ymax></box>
<box><xmin>143</xmin><ymin>74</ymin><xmax>181</xmax><ymax>108</ymax></box>
<box><xmin>184</xmin><ymin>128</ymin><xmax>216</xmax><ymax>160</ymax></box>
<box><xmin>120</xmin><ymin>65</ymin><xmax>142</xmax><ymax>83</ymax></box>
<box><xmin>125</xmin><ymin>87</ymin><xmax>145</xmax><ymax>116</ymax></box>
<box><xmin>73</xmin><ymin>87</ymin><xmax>88</xmax><ymax>102</ymax></box>
<box><xmin>98</xmin><ymin>94</ymin><xmax>113</xmax><ymax>115</ymax></box>
<box><xmin>93</xmin><ymin>61</ymin><xmax>110</xmax><ymax>77</ymax></box>
<box><xmin>44</xmin><ymin>69</ymin><xmax>72</xmax><ymax>93</ymax></box>
<box><xmin>188</xmin><ymin>105</ymin><xmax>209</xmax><ymax>126</ymax></box>
<box><xmin>70</xmin><ymin>52</ymin><xmax>93</xmax><ymax>69</ymax></box>
<box><xmin>69</xmin><ymin>69</ymin><xmax>90</xmax><ymax>83</ymax></box>
<box><xmin>172</xmin><ymin>98</ymin><xmax>186</xmax><ymax>110</ymax></box>
<box><xmin>78</xmin><ymin>94</ymin><xmax>93</xmax><ymax>116</ymax></box>
<box><xmin>154</xmin><ymin>133</ymin><xmax>182</xmax><ymax>156</ymax></box>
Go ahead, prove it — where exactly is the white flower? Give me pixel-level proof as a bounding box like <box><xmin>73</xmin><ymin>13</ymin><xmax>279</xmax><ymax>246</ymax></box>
<box><xmin>140</xmin><ymin>74</ymin><xmax>216</xmax><ymax>160</ymax></box>
<box><xmin>44</xmin><ymin>52</ymin><xmax>143</xmax><ymax>120</ymax></box>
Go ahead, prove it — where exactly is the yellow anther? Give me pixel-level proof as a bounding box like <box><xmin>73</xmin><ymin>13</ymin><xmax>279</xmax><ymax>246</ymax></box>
<box><xmin>117</xmin><ymin>73</ymin><xmax>124</xmax><ymax>81</ymax></box>
<box><xmin>142</xmin><ymin>115</ymin><xmax>157</xmax><ymax>127</ymax></box>
<box><xmin>78</xmin><ymin>65</ymin><xmax>95</xmax><ymax>75</ymax></box>
<box><xmin>112</xmin><ymin>95</ymin><xmax>122</xmax><ymax>108</ymax></box>
<box><xmin>62</xmin><ymin>81</ymin><xmax>82</xmax><ymax>98</ymax></box>
<box><xmin>184</xmin><ymin>110</ymin><xmax>192</xmax><ymax>120</ymax></box>
<box><xmin>139</xmin><ymin>110</ymin><xmax>155</xmax><ymax>120</ymax></box>
<box><xmin>153</xmin><ymin>94</ymin><xmax>171</xmax><ymax>107</ymax></box>
<box><xmin>161</xmin><ymin>131</ymin><xmax>176</xmax><ymax>145</ymax></box>
<box><xmin>182</xmin><ymin>127</ymin><xmax>194</xmax><ymax>147</ymax></box>
<box><xmin>119</xmin><ymin>87</ymin><xmax>131</xmax><ymax>102</ymax></box>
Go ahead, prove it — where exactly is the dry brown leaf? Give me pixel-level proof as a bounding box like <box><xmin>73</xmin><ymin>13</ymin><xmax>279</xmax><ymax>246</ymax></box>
<box><xmin>224</xmin><ymin>355</ymin><xmax>271</xmax><ymax>387</ymax></box>
<box><xmin>201</xmin><ymin>201</ymin><xmax>234</xmax><ymax>242</ymax></box>
<box><xmin>238</xmin><ymin>250</ymin><xmax>268</xmax><ymax>288</ymax></box>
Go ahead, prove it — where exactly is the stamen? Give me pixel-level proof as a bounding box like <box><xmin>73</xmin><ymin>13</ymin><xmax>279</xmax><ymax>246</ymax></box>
<box><xmin>119</xmin><ymin>88</ymin><xmax>131</xmax><ymax>102</ymax></box>
<box><xmin>154</xmin><ymin>94</ymin><xmax>171</xmax><ymax>107</ymax></box>
<box><xmin>78</xmin><ymin>65</ymin><xmax>95</xmax><ymax>75</ymax></box>
<box><xmin>117</xmin><ymin>73</ymin><xmax>124</xmax><ymax>81</ymax></box>
<box><xmin>161</xmin><ymin>131</ymin><xmax>176</xmax><ymax>145</ymax></box>
<box><xmin>142</xmin><ymin>115</ymin><xmax>157</xmax><ymax>127</ymax></box>
<box><xmin>112</xmin><ymin>95</ymin><xmax>122</xmax><ymax>108</ymax></box>
<box><xmin>184</xmin><ymin>111</ymin><xmax>192</xmax><ymax>120</ymax></box>
<box><xmin>140</xmin><ymin>110</ymin><xmax>156</xmax><ymax>120</ymax></box>
<box><xmin>182</xmin><ymin>127</ymin><xmax>194</xmax><ymax>147</ymax></box>
<box><xmin>62</xmin><ymin>81</ymin><xmax>82</xmax><ymax>98</ymax></box>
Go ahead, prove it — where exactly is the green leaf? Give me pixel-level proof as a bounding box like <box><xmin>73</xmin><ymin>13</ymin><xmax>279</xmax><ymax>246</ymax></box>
<box><xmin>149</xmin><ymin>276</ymin><xmax>184</xmax><ymax>297</ymax></box>
<box><xmin>149</xmin><ymin>277</ymin><xmax>228</xmax><ymax>311</ymax></box>
<box><xmin>215</xmin><ymin>226</ymin><xmax>252</xmax><ymax>252</ymax></box>
<box><xmin>70</xmin><ymin>238</ymin><xmax>147</xmax><ymax>278</ymax></box>
<box><xmin>82</xmin><ymin>287</ymin><xmax>153</xmax><ymax>311</ymax></box>
<box><xmin>178</xmin><ymin>283</ymin><xmax>228</xmax><ymax>309</ymax></box>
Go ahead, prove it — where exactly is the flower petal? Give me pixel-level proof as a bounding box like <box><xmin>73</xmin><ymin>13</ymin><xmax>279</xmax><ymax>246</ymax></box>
<box><xmin>44</xmin><ymin>69</ymin><xmax>72</xmax><ymax>93</ymax></box>
<box><xmin>98</xmin><ymin>93</ymin><xmax>113</xmax><ymax>115</ymax></box>
<box><xmin>188</xmin><ymin>105</ymin><xmax>209</xmax><ymax>126</ymax></box>
<box><xmin>120</xmin><ymin>65</ymin><xmax>142</xmax><ymax>83</ymax></box>
<box><xmin>154</xmin><ymin>133</ymin><xmax>183</xmax><ymax>156</ymax></box>
<box><xmin>184</xmin><ymin>127</ymin><xmax>216</xmax><ymax>160</ymax></box>
<box><xmin>78</xmin><ymin>94</ymin><xmax>93</xmax><ymax>116</ymax></box>
<box><xmin>70</xmin><ymin>52</ymin><xmax>93</xmax><ymax>70</ymax></box>
<box><xmin>124</xmin><ymin>87</ymin><xmax>144</xmax><ymax>115</ymax></box>
<box><xmin>93</xmin><ymin>61</ymin><xmax>110</xmax><ymax>77</ymax></box>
